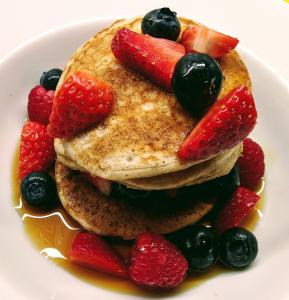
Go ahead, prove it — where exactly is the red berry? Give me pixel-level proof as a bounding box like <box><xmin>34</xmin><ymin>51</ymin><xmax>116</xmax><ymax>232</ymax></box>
<box><xmin>237</xmin><ymin>138</ymin><xmax>265</xmax><ymax>189</ymax></box>
<box><xmin>19</xmin><ymin>121</ymin><xmax>55</xmax><ymax>179</ymax></box>
<box><xmin>129</xmin><ymin>232</ymin><xmax>188</xmax><ymax>289</ymax></box>
<box><xmin>70</xmin><ymin>232</ymin><xmax>129</xmax><ymax>279</ymax></box>
<box><xmin>181</xmin><ymin>24</ymin><xmax>239</xmax><ymax>58</ymax></box>
<box><xmin>215</xmin><ymin>186</ymin><xmax>260</xmax><ymax>234</ymax></box>
<box><xmin>28</xmin><ymin>85</ymin><xmax>54</xmax><ymax>125</ymax></box>
<box><xmin>111</xmin><ymin>28</ymin><xmax>185</xmax><ymax>90</ymax></box>
<box><xmin>178</xmin><ymin>86</ymin><xmax>257</xmax><ymax>161</ymax></box>
<box><xmin>83</xmin><ymin>173</ymin><xmax>112</xmax><ymax>196</ymax></box>
<box><xmin>48</xmin><ymin>71</ymin><xmax>114</xmax><ymax>138</ymax></box>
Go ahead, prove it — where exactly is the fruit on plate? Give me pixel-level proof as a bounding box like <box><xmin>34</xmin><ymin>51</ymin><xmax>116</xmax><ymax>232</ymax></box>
<box><xmin>178</xmin><ymin>86</ymin><xmax>257</xmax><ymax>161</ymax></box>
<box><xmin>141</xmin><ymin>7</ymin><xmax>181</xmax><ymax>41</ymax></box>
<box><xmin>219</xmin><ymin>227</ymin><xmax>258</xmax><ymax>269</ymax></box>
<box><xmin>40</xmin><ymin>68</ymin><xmax>63</xmax><ymax>91</ymax></box>
<box><xmin>111</xmin><ymin>28</ymin><xmax>185</xmax><ymax>90</ymax></box>
<box><xmin>172</xmin><ymin>53</ymin><xmax>223</xmax><ymax>116</ymax></box>
<box><xmin>215</xmin><ymin>186</ymin><xmax>260</xmax><ymax>233</ymax></box>
<box><xmin>237</xmin><ymin>138</ymin><xmax>265</xmax><ymax>189</ymax></box>
<box><xmin>70</xmin><ymin>232</ymin><xmax>129</xmax><ymax>279</ymax></box>
<box><xmin>28</xmin><ymin>85</ymin><xmax>54</xmax><ymax>125</ymax></box>
<box><xmin>129</xmin><ymin>232</ymin><xmax>188</xmax><ymax>288</ymax></box>
<box><xmin>48</xmin><ymin>71</ymin><xmax>114</xmax><ymax>138</ymax></box>
<box><xmin>20</xmin><ymin>172</ymin><xmax>57</xmax><ymax>209</ymax></box>
<box><xmin>181</xmin><ymin>24</ymin><xmax>239</xmax><ymax>58</ymax></box>
<box><xmin>19</xmin><ymin>121</ymin><xmax>55</xmax><ymax>179</ymax></box>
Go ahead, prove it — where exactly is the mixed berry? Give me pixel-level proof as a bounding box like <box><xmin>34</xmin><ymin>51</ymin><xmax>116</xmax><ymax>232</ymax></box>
<box><xmin>17</xmin><ymin>7</ymin><xmax>266</xmax><ymax>291</ymax></box>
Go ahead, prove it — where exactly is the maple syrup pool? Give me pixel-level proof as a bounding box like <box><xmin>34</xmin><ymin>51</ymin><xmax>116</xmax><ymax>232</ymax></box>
<box><xmin>11</xmin><ymin>147</ymin><xmax>265</xmax><ymax>296</ymax></box>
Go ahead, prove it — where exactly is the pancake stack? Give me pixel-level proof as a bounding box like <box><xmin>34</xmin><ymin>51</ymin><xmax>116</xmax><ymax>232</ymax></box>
<box><xmin>54</xmin><ymin>17</ymin><xmax>251</xmax><ymax>239</ymax></box>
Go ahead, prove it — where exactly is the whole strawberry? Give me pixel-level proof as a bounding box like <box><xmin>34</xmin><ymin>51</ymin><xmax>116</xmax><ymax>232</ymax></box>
<box><xmin>70</xmin><ymin>232</ymin><xmax>128</xmax><ymax>279</ymax></box>
<box><xmin>48</xmin><ymin>71</ymin><xmax>114</xmax><ymax>138</ymax></box>
<box><xmin>178</xmin><ymin>86</ymin><xmax>257</xmax><ymax>161</ymax></box>
<box><xmin>215</xmin><ymin>186</ymin><xmax>260</xmax><ymax>234</ymax></box>
<box><xmin>237</xmin><ymin>138</ymin><xmax>265</xmax><ymax>189</ymax></box>
<box><xmin>19</xmin><ymin>121</ymin><xmax>55</xmax><ymax>179</ymax></box>
<box><xmin>129</xmin><ymin>232</ymin><xmax>188</xmax><ymax>289</ymax></box>
<box><xmin>28</xmin><ymin>85</ymin><xmax>54</xmax><ymax>125</ymax></box>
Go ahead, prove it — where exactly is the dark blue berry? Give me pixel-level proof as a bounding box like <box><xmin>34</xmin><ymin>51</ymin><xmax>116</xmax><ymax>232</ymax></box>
<box><xmin>172</xmin><ymin>53</ymin><xmax>223</xmax><ymax>116</ymax></box>
<box><xmin>141</xmin><ymin>7</ymin><xmax>181</xmax><ymax>41</ymax></box>
<box><xmin>40</xmin><ymin>68</ymin><xmax>63</xmax><ymax>90</ymax></box>
<box><xmin>20</xmin><ymin>172</ymin><xmax>57</xmax><ymax>209</ymax></box>
<box><xmin>168</xmin><ymin>225</ymin><xmax>219</xmax><ymax>271</ymax></box>
<box><xmin>219</xmin><ymin>227</ymin><xmax>258</xmax><ymax>269</ymax></box>
<box><xmin>112</xmin><ymin>183</ymin><xmax>152</xmax><ymax>200</ymax></box>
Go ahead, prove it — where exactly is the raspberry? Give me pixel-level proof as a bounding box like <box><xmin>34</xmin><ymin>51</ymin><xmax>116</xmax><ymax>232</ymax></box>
<box><xmin>48</xmin><ymin>71</ymin><xmax>114</xmax><ymax>138</ymax></box>
<box><xmin>28</xmin><ymin>85</ymin><xmax>54</xmax><ymax>125</ymax></box>
<box><xmin>19</xmin><ymin>121</ymin><xmax>55</xmax><ymax>179</ymax></box>
<box><xmin>129</xmin><ymin>232</ymin><xmax>188</xmax><ymax>289</ymax></box>
<box><xmin>237</xmin><ymin>138</ymin><xmax>265</xmax><ymax>189</ymax></box>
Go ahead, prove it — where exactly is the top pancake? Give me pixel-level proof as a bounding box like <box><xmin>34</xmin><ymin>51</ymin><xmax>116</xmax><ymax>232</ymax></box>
<box><xmin>55</xmin><ymin>17</ymin><xmax>251</xmax><ymax>181</ymax></box>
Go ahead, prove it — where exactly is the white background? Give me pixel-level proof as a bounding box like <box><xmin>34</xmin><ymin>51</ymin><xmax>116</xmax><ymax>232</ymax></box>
<box><xmin>0</xmin><ymin>0</ymin><xmax>289</xmax><ymax>83</ymax></box>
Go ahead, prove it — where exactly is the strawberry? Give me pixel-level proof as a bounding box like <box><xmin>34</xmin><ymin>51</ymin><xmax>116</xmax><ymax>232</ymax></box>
<box><xmin>181</xmin><ymin>24</ymin><xmax>239</xmax><ymax>58</ymax></box>
<box><xmin>237</xmin><ymin>138</ymin><xmax>265</xmax><ymax>189</ymax></box>
<box><xmin>70</xmin><ymin>232</ymin><xmax>129</xmax><ymax>279</ymax></box>
<box><xmin>48</xmin><ymin>71</ymin><xmax>114</xmax><ymax>138</ymax></box>
<box><xmin>111</xmin><ymin>28</ymin><xmax>185</xmax><ymax>90</ymax></box>
<box><xmin>178</xmin><ymin>86</ymin><xmax>257</xmax><ymax>161</ymax></box>
<box><xmin>28</xmin><ymin>85</ymin><xmax>54</xmax><ymax>125</ymax></box>
<box><xmin>215</xmin><ymin>186</ymin><xmax>260</xmax><ymax>233</ymax></box>
<box><xmin>19</xmin><ymin>121</ymin><xmax>55</xmax><ymax>179</ymax></box>
<box><xmin>129</xmin><ymin>232</ymin><xmax>188</xmax><ymax>289</ymax></box>
<box><xmin>83</xmin><ymin>173</ymin><xmax>112</xmax><ymax>196</ymax></box>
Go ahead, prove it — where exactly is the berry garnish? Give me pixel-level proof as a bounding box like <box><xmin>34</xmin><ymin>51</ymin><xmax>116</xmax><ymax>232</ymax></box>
<box><xmin>111</xmin><ymin>28</ymin><xmax>185</xmax><ymax>90</ymax></box>
<box><xmin>19</xmin><ymin>121</ymin><xmax>55</xmax><ymax>179</ymax></box>
<box><xmin>83</xmin><ymin>173</ymin><xmax>112</xmax><ymax>196</ymax></box>
<box><xmin>172</xmin><ymin>53</ymin><xmax>223</xmax><ymax>116</ymax></box>
<box><xmin>181</xmin><ymin>24</ymin><xmax>239</xmax><ymax>58</ymax></box>
<box><xmin>219</xmin><ymin>227</ymin><xmax>258</xmax><ymax>269</ymax></box>
<box><xmin>40</xmin><ymin>68</ymin><xmax>63</xmax><ymax>91</ymax></box>
<box><xmin>141</xmin><ymin>7</ymin><xmax>181</xmax><ymax>41</ymax></box>
<box><xmin>215</xmin><ymin>186</ymin><xmax>260</xmax><ymax>234</ymax></box>
<box><xmin>70</xmin><ymin>232</ymin><xmax>129</xmax><ymax>279</ymax></box>
<box><xmin>48</xmin><ymin>71</ymin><xmax>114</xmax><ymax>138</ymax></box>
<box><xmin>112</xmin><ymin>183</ymin><xmax>152</xmax><ymax>200</ymax></box>
<box><xmin>168</xmin><ymin>225</ymin><xmax>219</xmax><ymax>272</ymax></box>
<box><xmin>28</xmin><ymin>85</ymin><xmax>54</xmax><ymax>125</ymax></box>
<box><xmin>178</xmin><ymin>86</ymin><xmax>257</xmax><ymax>161</ymax></box>
<box><xmin>20</xmin><ymin>172</ymin><xmax>57</xmax><ymax>209</ymax></box>
<box><xmin>129</xmin><ymin>232</ymin><xmax>188</xmax><ymax>289</ymax></box>
<box><xmin>237</xmin><ymin>138</ymin><xmax>265</xmax><ymax>189</ymax></box>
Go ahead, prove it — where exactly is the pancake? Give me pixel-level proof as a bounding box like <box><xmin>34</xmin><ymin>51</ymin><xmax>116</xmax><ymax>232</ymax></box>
<box><xmin>55</xmin><ymin>161</ymin><xmax>216</xmax><ymax>239</ymax></box>
<box><xmin>54</xmin><ymin>17</ymin><xmax>251</xmax><ymax>181</ymax></box>
<box><xmin>56</xmin><ymin>143</ymin><xmax>242</xmax><ymax>190</ymax></box>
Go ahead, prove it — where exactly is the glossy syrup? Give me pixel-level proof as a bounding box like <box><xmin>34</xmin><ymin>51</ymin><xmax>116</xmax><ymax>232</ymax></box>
<box><xmin>12</xmin><ymin>148</ymin><xmax>265</xmax><ymax>296</ymax></box>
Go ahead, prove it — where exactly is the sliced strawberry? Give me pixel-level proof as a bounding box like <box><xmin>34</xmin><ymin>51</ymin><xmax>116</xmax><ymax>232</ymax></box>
<box><xmin>70</xmin><ymin>232</ymin><xmax>129</xmax><ymax>279</ymax></box>
<box><xmin>19</xmin><ymin>121</ymin><xmax>55</xmax><ymax>179</ymax></box>
<box><xmin>181</xmin><ymin>24</ymin><xmax>239</xmax><ymax>58</ymax></box>
<box><xmin>178</xmin><ymin>86</ymin><xmax>257</xmax><ymax>161</ymax></box>
<box><xmin>215</xmin><ymin>186</ymin><xmax>260</xmax><ymax>233</ymax></box>
<box><xmin>83</xmin><ymin>173</ymin><xmax>112</xmax><ymax>196</ymax></box>
<box><xmin>48</xmin><ymin>71</ymin><xmax>114</xmax><ymax>138</ymax></box>
<box><xmin>111</xmin><ymin>28</ymin><xmax>185</xmax><ymax>90</ymax></box>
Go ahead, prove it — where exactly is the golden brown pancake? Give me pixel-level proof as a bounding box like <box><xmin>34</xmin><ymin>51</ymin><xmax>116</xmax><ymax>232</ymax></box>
<box><xmin>54</xmin><ymin>17</ymin><xmax>250</xmax><ymax>181</ymax></box>
<box><xmin>55</xmin><ymin>161</ymin><xmax>216</xmax><ymax>239</ymax></box>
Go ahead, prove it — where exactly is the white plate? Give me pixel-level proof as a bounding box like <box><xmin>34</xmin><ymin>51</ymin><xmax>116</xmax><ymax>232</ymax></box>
<box><xmin>1</xmin><ymin>18</ymin><xmax>289</xmax><ymax>300</ymax></box>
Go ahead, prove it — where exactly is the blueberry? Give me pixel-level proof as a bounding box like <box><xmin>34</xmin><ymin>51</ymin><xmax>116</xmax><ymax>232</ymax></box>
<box><xmin>20</xmin><ymin>172</ymin><xmax>57</xmax><ymax>209</ymax></box>
<box><xmin>141</xmin><ymin>7</ymin><xmax>181</xmax><ymax>41</ymax></box>
<box><xmin>168</xmin><ymin>225</ymin><xmax>219</xmax><ymax>271</ymax></box>
<box><xmin>112</xmin><ymin>183</ymin><xmax>152</xmax><ymax>200</ymax></box>
<box><xmin>219</xmin><ymin>227</ymin><xmax>258</xmax><ymax>269</ymax></box>
<box><xmin>40</xmin><ymin>68</ymin><xmax>63</xmax><ymax>90</ymax></box>
<box><xmin>172</xmin><ymin>53</ymin><xmax>223</xmax><ymax>116</ymax></box>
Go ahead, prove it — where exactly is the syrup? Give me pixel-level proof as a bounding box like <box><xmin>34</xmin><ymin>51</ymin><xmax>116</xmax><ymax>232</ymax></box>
<box><xmin>12</xmin><ymin>147</ymin><xmax>265</xmax><ymax>296</ymax></box>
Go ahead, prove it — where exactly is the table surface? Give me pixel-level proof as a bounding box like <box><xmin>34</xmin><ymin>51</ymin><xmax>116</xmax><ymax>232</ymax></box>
<box><xmin>1</xmin><ymin>0</ymin><xmax>288</xmax><ymax>84</ymax></box>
